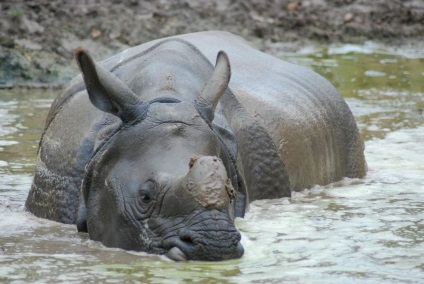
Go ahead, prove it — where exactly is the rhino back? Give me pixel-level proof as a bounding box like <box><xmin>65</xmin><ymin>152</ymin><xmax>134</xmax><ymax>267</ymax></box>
<box><xmin>173</xmin><ymin>32</ymin><xmax>366</xmax><ymax>189</ymax></box>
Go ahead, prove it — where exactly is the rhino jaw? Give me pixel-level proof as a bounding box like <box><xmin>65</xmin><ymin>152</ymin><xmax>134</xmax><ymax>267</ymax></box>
<box><xmin>165</xmin><ymin>241</ymin><xmax>244</xmax><ymax>262</ymax></box>
<box><xmin>159</xmin><ymin>209</ymin><xmax>244</xmax><ymax>261</ymax></box>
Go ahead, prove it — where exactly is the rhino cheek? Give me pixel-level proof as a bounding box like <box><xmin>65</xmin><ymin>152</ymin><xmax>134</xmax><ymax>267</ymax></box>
<box><xmin>86</xmin><ymin>181</ymin><xmax>153</xmax><ymax>251</ymax></box>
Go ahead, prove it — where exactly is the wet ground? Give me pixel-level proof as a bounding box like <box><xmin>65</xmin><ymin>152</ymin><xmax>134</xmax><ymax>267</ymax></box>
<box><xmin>1</xmin><ymin>0</ymin><xmax>424</xmax><ymax>87</ymax></box>
<box><xmin>0</xmin><ymin>45</ymin><xmax>423</xmax><ymax>283</ymax></box>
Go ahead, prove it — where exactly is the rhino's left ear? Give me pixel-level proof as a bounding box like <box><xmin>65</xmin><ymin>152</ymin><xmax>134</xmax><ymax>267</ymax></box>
<box><xmin>196</xmin><ymin>51</ymin><xmax>231</xmax><ymax>119</ymax></box>
<box><xmin>75</xmin><ymin>48</ymin><xmax>142</xmax><ymax>123</ymax></box>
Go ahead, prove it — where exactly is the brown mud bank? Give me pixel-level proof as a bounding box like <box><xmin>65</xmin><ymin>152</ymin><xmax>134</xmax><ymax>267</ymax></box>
<box><xmin>1</xmin><ymin>0</ymin><xmax>423</xmax><ymax>88</ymax></box>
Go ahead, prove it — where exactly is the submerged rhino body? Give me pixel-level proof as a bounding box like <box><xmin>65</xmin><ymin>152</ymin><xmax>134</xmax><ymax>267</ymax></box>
<box><xmin>26</xmin><ymin>31</ymin><xmax>366</xmax><ymax>261</ymax></box>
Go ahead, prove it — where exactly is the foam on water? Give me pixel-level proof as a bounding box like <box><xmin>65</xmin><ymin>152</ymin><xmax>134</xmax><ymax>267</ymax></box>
<box><xmin>1</xmin><ymin>126</ymin><xmax>422</xmax><ymax>283</ymax></box>
<box><xmin>234</xmin><ymin>126</ymin><xmax>424</xmax><ymax>283</ymax></box>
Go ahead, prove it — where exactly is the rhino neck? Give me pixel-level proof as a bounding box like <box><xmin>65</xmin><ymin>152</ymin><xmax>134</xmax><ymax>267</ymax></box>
<box><xmin>125</xmin><ymin>43</ymin><xmax>209</xmax><ymax>102</ymax></box>
<box><xmin>139</xmin><ymin>69</ymin><xmax>185</xmax><ymax>102</ymax></box>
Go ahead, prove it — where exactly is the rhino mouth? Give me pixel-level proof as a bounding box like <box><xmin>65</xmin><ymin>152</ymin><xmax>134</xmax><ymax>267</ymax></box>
<box><xmin>159</xmin><ymin>211</ymin><xmax>244</xmax><ymax>261</ymax></box>
<box><xmin>166</xmin><ymin>246</ymin><xmax>188</xmax><ymax>261</ymax></box>
<box><xmin>162</xmin><ymin>231</ymin><xmax>244</xmax><ymax>262</ymax></box>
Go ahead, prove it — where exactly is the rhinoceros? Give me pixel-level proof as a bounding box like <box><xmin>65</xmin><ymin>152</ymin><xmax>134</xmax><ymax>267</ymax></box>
<box><xmin>25</xmin><ymin>31</ymin><xmax>366</xmax><ymax>261</ymax></box>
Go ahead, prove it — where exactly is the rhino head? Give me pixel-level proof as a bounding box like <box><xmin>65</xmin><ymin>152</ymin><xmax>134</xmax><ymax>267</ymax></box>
<box><xmin>74</xmin><ymin>48</ymin><xmax>244</xmax><ymax>261</ymax></box>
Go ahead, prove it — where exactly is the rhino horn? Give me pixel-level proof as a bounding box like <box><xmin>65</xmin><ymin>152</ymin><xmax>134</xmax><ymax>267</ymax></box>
<box><xmin>196</xmin><ymin>51</ymin><xmax>231</xmax><ymax>115</ymax></box>
<box><xmin>75</xmin><ymin>48</ymin><xmax>141</xmax><ymax>123</ymax></box>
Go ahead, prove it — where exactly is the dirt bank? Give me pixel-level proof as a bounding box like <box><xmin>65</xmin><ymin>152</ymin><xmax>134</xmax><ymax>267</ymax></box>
<box><xmin>1</xmin><ymin>0</ymin><xmax>423</xmax><ymax>88</ymax></box>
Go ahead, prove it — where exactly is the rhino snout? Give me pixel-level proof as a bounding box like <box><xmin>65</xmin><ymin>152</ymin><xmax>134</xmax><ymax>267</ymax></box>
<box><xmin>162</xmin><ymin>213</ymin><xmax>244</xmax><ymax>261</ymax></box>
<box><xmin>153</xmin><ymin>156</ymin><xmax>243</xmax><ymax>261</ymax></box>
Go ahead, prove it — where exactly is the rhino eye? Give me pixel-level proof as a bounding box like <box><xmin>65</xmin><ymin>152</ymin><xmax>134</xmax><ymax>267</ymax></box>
<box><xmin>140</xmin><ymin>191</ymin><xmax>151</xmax><ymax>203</ymax></box>
<box><xmin>139</xmin><ymin>180</ymin><xmax>155</xmax><ymax>203</ymax></box>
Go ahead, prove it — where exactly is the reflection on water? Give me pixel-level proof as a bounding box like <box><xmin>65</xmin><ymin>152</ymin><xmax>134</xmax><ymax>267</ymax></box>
<box><xmin>1</xmin><ymin>46</ymin><xmax>423</xmax><ymax>283</ymax></box>
<box><xmin>285</xmin><ymin>44</ymin><xmax>424</xmax><ymax>141</ymax></box>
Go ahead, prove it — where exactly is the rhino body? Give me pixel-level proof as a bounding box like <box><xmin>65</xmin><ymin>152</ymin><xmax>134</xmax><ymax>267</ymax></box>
<box><xmin>26</xmin><ymin>31</ymin><xmax>366</xmax><ymax>261</ymax></box>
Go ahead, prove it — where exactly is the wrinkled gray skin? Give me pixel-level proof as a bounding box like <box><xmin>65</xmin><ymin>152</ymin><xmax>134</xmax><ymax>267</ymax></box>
<box><xmin>25</xmin><ymin>31</ymin><xmax>366</xmax><ymax>261</ymax></box>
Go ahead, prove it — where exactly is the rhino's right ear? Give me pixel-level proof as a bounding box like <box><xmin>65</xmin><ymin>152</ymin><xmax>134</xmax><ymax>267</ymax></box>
<box><xmin>75</xmin><ymin>48</ymin><xmax>141</xmax><ymax>123</ymax></box>
<box><xmin>195</xmin><ymin>51</ymin><xmax>231</xmax><ymax>121</ymax></box>
<box><xmin>76</xmin><ymin>190</ymin><xmax>87</xmax><ymax>232</ymax></box>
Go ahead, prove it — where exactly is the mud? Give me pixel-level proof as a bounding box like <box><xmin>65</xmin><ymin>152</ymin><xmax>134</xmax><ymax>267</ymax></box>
<box><xmin>1</xmin><ymin>0</ymin><xmax>423</xmax><ymax>87</ymax></box>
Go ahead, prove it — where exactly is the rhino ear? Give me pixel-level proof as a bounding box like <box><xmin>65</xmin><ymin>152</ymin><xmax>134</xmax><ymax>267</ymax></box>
<box><xmin>75</xmin><ymin>48</ymin><xmax>141</xmax><ymax>123</ymax></box>
<box><xmin>76</xmin><ymin>190</ymin><xmax>87</xmax><ymax>232</ymax></box>
<box><xmin>196</xmin><ymin>51</ymin><xmax>231</xmax><ymax>117</ymax></box>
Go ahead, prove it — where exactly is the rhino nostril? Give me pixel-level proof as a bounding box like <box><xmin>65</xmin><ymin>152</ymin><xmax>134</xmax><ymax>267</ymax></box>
<box><xmin>179</xmin><ymin>229</ymin><xmax>195</xmax><ymax>245</ymax></box>
<box><xmin>180</xmin><ymin>235</ymin><xmax>194</xmax><ymax>245</ymax></box>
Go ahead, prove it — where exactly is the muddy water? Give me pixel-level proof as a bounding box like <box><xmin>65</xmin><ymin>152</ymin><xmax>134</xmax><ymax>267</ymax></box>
<box><xmin>1</xmin><ymin>45</ymin><xmax>423</xmax><ymax>283</ymax></box>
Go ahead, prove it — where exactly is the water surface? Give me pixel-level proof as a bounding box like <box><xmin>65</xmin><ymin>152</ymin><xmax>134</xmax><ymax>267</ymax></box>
<box><xmin>1</xmin><ymin>44</ymin><xmax>423</xmax><ymax>283</ymax></box>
